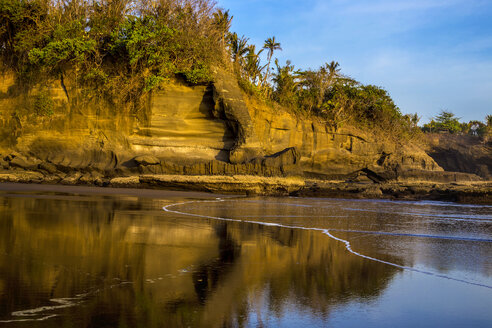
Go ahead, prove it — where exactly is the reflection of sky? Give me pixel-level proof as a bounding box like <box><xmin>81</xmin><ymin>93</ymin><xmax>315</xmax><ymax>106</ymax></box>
<box><xmin>218</xmin><ymin>0</ymin><xmax>492</xmax><ymax>122</ymax></box>
<box><xmin>246</xmin><ymin>272</ymin><xmax>492</xmax><ymax>327</ymax></box>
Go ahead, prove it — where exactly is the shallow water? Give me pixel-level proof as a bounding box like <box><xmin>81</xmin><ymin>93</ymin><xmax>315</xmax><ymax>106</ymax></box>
<box><xmin>0</xmin><ymin>186</ymin><xmax>491</xmax><ymax>327</ymax></box>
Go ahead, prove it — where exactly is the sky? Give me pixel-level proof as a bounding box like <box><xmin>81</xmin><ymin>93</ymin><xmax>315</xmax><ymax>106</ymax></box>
<box><xmin>218</xmin><ymin>0</ymin><xmax>492</xmax><ymax>123</ymax></box>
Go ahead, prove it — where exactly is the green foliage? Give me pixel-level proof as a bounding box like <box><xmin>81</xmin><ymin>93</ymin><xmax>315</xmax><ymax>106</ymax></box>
<box><xmin>321</xmin><ymin>81</ymin><xmax>403</xmax><ymax>131</ymax></box>
<box><xmin>32</xmin><ymin>90</ymin><xmax>53</xmax><ymax>117</ymax></box>
<box><xmin>0</xmin><ymin>0</ymin><xmax>48</xmax><ymax>70</ymax></box>
<box><xmin>272</xmin><ymin>60</ymin><xmax>298</xmax><ymax>107</ymax></box>
<box><xmin>422</xmin><ymin>111</ymin><xmax>461</xmax><ymax>133</ymax></box>
<box><xmin>435</xmin><ymin>111</ymin><xmax>461</xmax><ymax>133</ymax></box>
<box><xmin>181</xmin><ymin>62</ymin><xmax>212</xmax><ymax>84</ymax></box>
<box><xmin>228</xmin><ymin>32</ymin><xmax>249</xmax><ymax>64</ymax></box>
<box><xmin>422</xmin><ymin>111</ymin><xmax>491</xmax><ymax>137</ymax></box>
<box><xmin>82</xmin><ymin>67</ymin><xmax>108</xmax><ymax>87</ymax></box>
<box><xmin>111</xmin><ymin>16</ymin><xmax>175</xmax><ymax>71</ymax></box>
<box><xmin>28</xmin><ymin>37</ymin><xmax>97</xmax><ymax>69</ymax></box>
<box><xmin>144</xmin><ymin>74</ymin><xmax>165</xmax><ymax>92</ymax></box>
<box><xmin>1</xmin><ymin>0</ymin><xmax>223</xmax><ymax>113</ymax></box>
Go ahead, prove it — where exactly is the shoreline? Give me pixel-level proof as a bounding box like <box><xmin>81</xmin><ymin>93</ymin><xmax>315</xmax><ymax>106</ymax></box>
<box><xmin>0</xmin><ymin>171</ymin><xmax>490</xmax><ymax>204</ymax></box>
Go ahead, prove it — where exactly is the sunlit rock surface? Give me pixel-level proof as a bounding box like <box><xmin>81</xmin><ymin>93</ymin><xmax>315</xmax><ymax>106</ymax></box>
<box><xmin>0</xmin><ymin>70</ymin><xmax>485</xmax><ymax>186</ymax></box>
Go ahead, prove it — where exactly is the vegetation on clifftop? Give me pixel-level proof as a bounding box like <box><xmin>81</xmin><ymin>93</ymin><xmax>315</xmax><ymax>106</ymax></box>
<box><xmin>228</xmin><ymin>31</ymin><xmax>419</xmax><ymax>140</ymax></box>
<box><xmin>422</xmin><ymin>111</ymin><xmax>491</xmax><ymax>137</ymax></box>
<box><xmin>1</xmin><ymin>0</ymin><xmax>423</xmax><ymax>140</ymax></box>
<box><xmin>1</xmin><ymin>0</ymin><xmax>223</xmax><ymax>113</ymax></box>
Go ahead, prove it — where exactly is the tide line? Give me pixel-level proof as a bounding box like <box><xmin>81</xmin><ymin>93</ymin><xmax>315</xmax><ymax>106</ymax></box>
<box><xmin>163</xmin><ymin>199</ymin><xmax>492</xmax><ymax>290</ymax></box>
<box><xmin>327</xmin><ymin>229</ymin><xmax>492</xmax><ymax>243</ymax></box>
<box><xmin>0</xmin><ymin>281</ymin><xmax>133</xmax><ymax>323</ymax></box>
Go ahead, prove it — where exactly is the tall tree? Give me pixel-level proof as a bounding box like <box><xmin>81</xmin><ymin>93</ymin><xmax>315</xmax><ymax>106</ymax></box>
<box><xmin>244</xmin><ymin>44</ymin><xmax>264</xmax><ymax>85</ymax></box>
<box><xmin>262</xmin><ymin>36</ymin><xmax>281</xmax><ymax>88</ymax></box>
<box><xmin>212</xmin><ymin>8</ymin><xmax>232</xmax><ymax>51</ymax></box>
<box><xmin>423</xmin><ymin>110</ymin><xmax>461</xmax><ymax>133</ymax></box>
<box><xmin>326</xmin><ymin>61</ymin><xmax>340</xmax><ymax>82</ymax></box>
<box><xmin>318</xmin><ymin>61</ymin><xmax>340</xmax><ymax>107</ymax></box>
<box><xmin>272</xmin><ymin>59</ymin><xmax>298</xmax><ymax>106</ymax></box>
<box><xmin>486</xmin><ymin>115</ymin><xmax>492</xmax><ymax>127</ymax></box>
<box><xmin>228</xmin><ymin>32</ymin><xmax>249</xmax><ymax>66</ymax></box>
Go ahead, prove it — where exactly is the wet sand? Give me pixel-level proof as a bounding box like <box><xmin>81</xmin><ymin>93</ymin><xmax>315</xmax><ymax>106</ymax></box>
<box><xmin>0</xmin><ymin>182</ymin><xmax>232</xmax><ymax>199</ymax></box>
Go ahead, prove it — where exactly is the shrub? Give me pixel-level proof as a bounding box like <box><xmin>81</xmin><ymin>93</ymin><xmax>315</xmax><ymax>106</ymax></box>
<box><xmin>32</xmin><ymin>90</ymin><xmax>53</xmax><ymax>117</ymax></box>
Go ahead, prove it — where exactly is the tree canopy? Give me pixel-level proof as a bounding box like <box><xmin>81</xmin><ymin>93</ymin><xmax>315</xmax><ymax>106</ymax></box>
<box><xmin>422</xmin><ymin>110</ymin><xmax>490</xmax><ymax>137</ymax></box>
<box><xmin>1</xmin><ymin>0</ymin><xmax>223</xmax><ymax>113</ymax></box>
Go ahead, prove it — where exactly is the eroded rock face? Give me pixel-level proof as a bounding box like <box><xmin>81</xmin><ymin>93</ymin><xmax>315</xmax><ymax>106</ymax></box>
<box><xmin>211</xmin><ymin>69</ymin><xmax>264</xmax><ymax>163</ymax></box>
<box><xmin>129</xmin><ymin>82</ymin><xmax>235</xmax><ymax>162</ymax></box>
<box><xmin>243</xmin><ymin>96</ymin><xmax>442</xmax><ymax>180</ymax></box>
<box><xmin>425</xmin><ymin>134</ymin><xmax>492</xmax><ymax>179</ymax></box>
<box><xmin>0</xmin><ymin>70</ymin><xmax>467</xmax><ymax>183</ymax></box>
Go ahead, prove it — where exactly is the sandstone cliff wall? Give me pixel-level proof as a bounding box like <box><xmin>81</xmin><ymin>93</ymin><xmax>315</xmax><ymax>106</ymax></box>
<box><xmin>244</xmin><ymin>98</ymin><xmax>442</xmax><ymax>179</ymax></box>
<box><xmin>1</xmin><ymin>70</ymin><xmax>479</xmax><ymax>183</ymax></box>
<box><xmin>425</xmin><ymin>133</ymin><xmax>492</xmax><ymax>179</ymax></box>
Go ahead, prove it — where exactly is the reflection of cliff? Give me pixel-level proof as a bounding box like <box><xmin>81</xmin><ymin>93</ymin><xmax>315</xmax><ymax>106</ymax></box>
<box><xmin>0</xmin><ymin>193</ymin><xmax>398</xmax><ymax>327</ymax></box>
<box><xmin>202</xmin><ymin>221</ymin><xmax>398</xmax><ymax>323</ymax></box>
<box><xmin>192</xmin><ymin>222</ymin><xmax>241</xmax><ymax>304</ymax></box>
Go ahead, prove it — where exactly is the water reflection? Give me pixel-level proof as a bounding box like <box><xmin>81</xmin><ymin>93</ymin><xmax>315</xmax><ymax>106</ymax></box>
<box><xmin>0</xmin><ymin>190</ymin><xmax>491</xmax><ymax>327</ymax></box>
<box><xmin>180</xmin><ymin>198</ymin><xmax>492</xmax><ymax>282</ymax></box>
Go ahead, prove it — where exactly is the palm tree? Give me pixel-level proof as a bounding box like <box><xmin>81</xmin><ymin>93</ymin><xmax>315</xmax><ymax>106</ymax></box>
<box><xmin>486</xmin><ymin>114</ymin><xmax>492</xmax><ymax>127</ymax></box>
<box><xmin>326</xmin><ymin>61</ymin><xmax>340</xmax><ymax>82</ymax></box>
<box><xmin>272</xmin><ymin>59</ymin><xmax>298</xmax><ymax>106</ymax></box>
<box><xmin>213</xmin><ymin>9</ymin><xmax>233</xmax><ymax>50</ymax></box>
<box><xmin>228</xmin><ymin>32</ymin><xmax>249</xmax><ymax>66</ymax></box>
<box><xmin>245</xmin><ymin>45</ymin><xmax>265</xmax><ymax>85</ymax></box>
<box><xmin>318</xmin><ymin>61</ymin><xmax>340</xmax><ymax>106</ymax></box>
<box><xmin>262</xmin><ymin>36</ymin><xmax>282</xmax><ymax>88</ymax></box>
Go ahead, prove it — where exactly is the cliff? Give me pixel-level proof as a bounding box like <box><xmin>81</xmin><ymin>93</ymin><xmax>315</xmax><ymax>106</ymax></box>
<box><xmin>0</xmin><ymin>69</ymin><xmax>484</xmax><ymax>187</ymax></box>
<box><xmin>425</xmin><ymin>133</ymin><xmax>492</xmax><ymax>179</ymax></box>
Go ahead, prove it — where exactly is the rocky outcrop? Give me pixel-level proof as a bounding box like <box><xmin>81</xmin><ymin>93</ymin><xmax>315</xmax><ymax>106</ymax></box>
<box><xmin>425</xmin><ymin>134</ymin><xmax>492</xmax><ymax>179</ymax></box>
<box><xmin>294</xmin><ymin>180</ymin><xmax>492</xmax><ymax>204</ymax></box>
<box><xmin>242</xmin><ymin>96</ymin><xmax>443</xmax><ymax>180</ymax></box>
<box><xmin>0</xmin><ymin>70</ymin><xmax>483</xmax><ymax>185</ymax></box>
<box><xmin>211</xmin><ymin>69</ymin><xmax>264</xmax><ymax>163</ymax></box>
<box><xmin>129</xmin><ymin>82</ymin><xmax>235</xmax><ymax>162</ymax></box>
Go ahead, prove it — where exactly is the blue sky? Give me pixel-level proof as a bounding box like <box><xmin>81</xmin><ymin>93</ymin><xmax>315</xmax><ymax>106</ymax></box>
<box><xmin>218</xmin><ymin>0</ymin><xmax>492</xmax><ymax>123</ymax></box>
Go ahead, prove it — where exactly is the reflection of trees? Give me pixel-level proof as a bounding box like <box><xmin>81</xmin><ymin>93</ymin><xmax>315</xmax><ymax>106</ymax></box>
<box><xmin>0</xmin><ymin>195</ymin><xmax>399</xmax><ymax>327</ymax></box>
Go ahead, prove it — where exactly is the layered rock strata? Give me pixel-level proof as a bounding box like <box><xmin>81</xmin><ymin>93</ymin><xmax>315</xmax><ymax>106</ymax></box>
<box><xmin>0</xmin><ymin>70</ymin><xmax>483</xmax><ymax>186</ymax></box>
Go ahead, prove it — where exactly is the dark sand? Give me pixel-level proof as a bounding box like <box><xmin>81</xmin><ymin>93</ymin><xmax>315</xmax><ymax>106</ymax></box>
<box><xmin>0</xmin><ymin>182</ymin><xmax>231</xmax><ymax>199</ymax></box>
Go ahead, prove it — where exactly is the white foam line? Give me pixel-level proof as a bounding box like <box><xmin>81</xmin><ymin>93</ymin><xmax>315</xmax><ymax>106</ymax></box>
<box><xmin>0</xmin><ymin>314</ymin><xmax>58</xmax><ymax>323</ymax></box>
<box><xmin>0</xmin><ymin>280</ymin><xmax>134</xmax><ymax>323</ymax></box>
<box><xmin>163</xmin><ymin>199</ymin><xmax>492</xmax><ymax>290</ymax></box>
<box><xmin>342</xmin><ymin>208</ymin><xmax>492</xmax><ymax>223</ymax></box>
<box><xmin>327</xmin><ymin>229</ymin><xmax>492</xmax><ymax>243</ymax></box>
<box><xmin>12</xmin><ymin>298</ymin><xmax>78</xmax><ymax>317</ymax></box>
